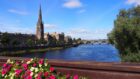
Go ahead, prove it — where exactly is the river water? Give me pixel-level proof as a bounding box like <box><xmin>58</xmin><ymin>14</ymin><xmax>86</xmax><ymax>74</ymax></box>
<box><xmin>19</xmin><ymin>44</ymin><xmax>121</xmax><ymax>62</ymax></box>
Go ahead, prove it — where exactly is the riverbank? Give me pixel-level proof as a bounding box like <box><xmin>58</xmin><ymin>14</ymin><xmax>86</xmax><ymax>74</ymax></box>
<box><xmin>0</xmin><ymin>45</ymin><xmax>76</xmax><ymax>56</ymax></box>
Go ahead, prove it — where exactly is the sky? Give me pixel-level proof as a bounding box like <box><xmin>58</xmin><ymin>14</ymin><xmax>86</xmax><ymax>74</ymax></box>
<box><xmin>0</xmin><ymin>0</ymin><xmax>138</xmax><ymax>40</ymax></box>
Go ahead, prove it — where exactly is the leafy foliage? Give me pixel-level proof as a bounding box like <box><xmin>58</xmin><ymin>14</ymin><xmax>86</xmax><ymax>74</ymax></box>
<box><xmin>121</xmin><ymin>52</ymin><xmax>140</xmax><ymax>62</ymax></box>
<box><xmin>0</xmin><ymin>32</ymin><xmax>10</xmax><ymax>46</ymax></box>
<box><xmin>108</xmin><ymin>6</ymin><xmax>140</xmax><ymax>56</ymax></box>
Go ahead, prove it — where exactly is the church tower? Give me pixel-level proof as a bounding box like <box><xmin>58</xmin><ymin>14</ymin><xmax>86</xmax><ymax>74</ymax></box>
<box><xmin>36</xmin><ymin>5</ymin><xmax>44</xmax><ymax>40</ymax></box>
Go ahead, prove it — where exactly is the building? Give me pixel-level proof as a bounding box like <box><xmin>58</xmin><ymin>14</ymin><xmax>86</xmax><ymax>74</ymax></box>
<box><xmin>50</xmin><ymin>32</ymin><xmax>64</xmax><ymax>41</ymax></box>
<box><xmin>36</xmin><ymin>6</ymin><xmax>44</xmax><ymax>40</ymax></box>
<box><xmin>44</xmin><ymin>32</ymin><xmax>66</xmax><ymax>45</ymax></box>
<box><xmin>64</xmin><ymin>36</ymin><xmax>72</xmax><ymax>44</ymax></box>
<box><xmin>44</xmin><ymin>33</ymin><xmax>53</xmax><ymax>42</ymax></box>
<box><xmin>35</xmin><ymin>5</ymin><xmax>74</xmax><ymax>45</ymax></box>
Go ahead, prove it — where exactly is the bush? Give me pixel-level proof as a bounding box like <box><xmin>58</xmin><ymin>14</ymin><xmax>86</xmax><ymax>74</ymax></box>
<box><xmin>0</xmin><ymin>58</ymin><xmax>87</xmax><ymax>79</ymax></box>
<box><xmin>121</xmin><ymin>52</ymin><xmax>140</xmax><ymax>62</ymax></box>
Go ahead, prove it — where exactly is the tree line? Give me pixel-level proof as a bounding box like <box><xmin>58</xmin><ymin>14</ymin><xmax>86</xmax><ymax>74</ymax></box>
<box><xmin>0</xmin><ymin>32</ymin><xmax>82</xmax><ymax>48</ymax></box>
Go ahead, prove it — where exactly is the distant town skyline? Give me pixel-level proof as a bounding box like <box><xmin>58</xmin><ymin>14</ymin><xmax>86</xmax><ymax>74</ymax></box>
<box><xmin>0</xmin><ymin>0</ymin><xmax>137</xmax><ymax>40</ymax></box>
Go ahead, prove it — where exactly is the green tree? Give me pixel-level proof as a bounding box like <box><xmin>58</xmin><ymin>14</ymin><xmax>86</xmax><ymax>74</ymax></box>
<box><xmin>108</xmin><ymin>6</ymin><xmax>140</xmax><ymax>55</ymax></box>
<box><xmin>1</xmin><ymin>32</ymin><xmax>10</xmax><ymax>46</ymax></box>
<box><xmin>11</xmin><ymin>38</ymin><xmax>20</xmax><ymax>46</ymax></box>
<box><xmin>36</xmin><ymin>39</ymin><xmax>47</xmax><ymax>45</ymax></box>
<box><xmin>26</xmin><ymin>39</ymin><xmax>34</xmax><ymax>46</ymax></box>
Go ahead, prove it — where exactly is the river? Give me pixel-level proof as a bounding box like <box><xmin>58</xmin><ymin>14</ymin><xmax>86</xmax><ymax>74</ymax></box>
<box><xmin>19</xmin><ymin>44</ymin><xmax>121</xmax><ymax>62</ymax></box>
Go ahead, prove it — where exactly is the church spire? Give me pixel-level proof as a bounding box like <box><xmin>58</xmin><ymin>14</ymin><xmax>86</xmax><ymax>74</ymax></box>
<box><xmin>36</xmin><ymin>4</ymin><xmax>44</xmax><ymax>40</ymax></box>
<box><xmin>39</xmin><ymin>5</ymin><xmax>42</xmax><ymax>19</ymax></box>
<box><xmin>38</xmin><ymin>5</ymin><xmax>42</xmax><ymax>23</ymax></box>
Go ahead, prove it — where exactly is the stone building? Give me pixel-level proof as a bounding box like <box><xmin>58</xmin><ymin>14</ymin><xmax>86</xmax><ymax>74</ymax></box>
<box><xmin>59</xmin><ymin>32</ymin><xmax>65</xmax><ymax>42</ymax></box>
<box><xmin>44</xmin><ymin>32</ymin><xmax>66</xmax><ymax>45</ymax></box>
<box><xmin>44</xmin><ymin>33</ymin><xmax>54</xmax><ymax>42</ymax></box>
<box><xmin>36</xmin><ymin>6</ymin><xmax>44</xmax><ymax>40</ymax></box>
<box><xmin>50</xmin><ymin>32</ymin><xmax>64</xmax><ymax>41</ymax></box>
<box><xmin>64</xmin><ymin>36</ymin><xmax>72</xmax><ymax>44</ymax></box>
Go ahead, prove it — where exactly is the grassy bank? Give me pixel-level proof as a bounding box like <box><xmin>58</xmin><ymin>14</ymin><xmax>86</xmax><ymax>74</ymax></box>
<box><xmin>121</xmin><ymin>52</ymin><xmax>140</xmax><ymax>62</ymax></box>
<box><xmin>0</xmin><ymin>46</ymin><xmax>71</xmax><ymax>56</ymax></box>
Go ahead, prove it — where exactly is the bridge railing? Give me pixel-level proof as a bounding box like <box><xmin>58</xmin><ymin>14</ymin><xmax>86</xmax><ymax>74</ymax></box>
<box><xmin>0</xmin><ymin>56</ymin><xmax>140</xmax><ymax>79</ymax></box>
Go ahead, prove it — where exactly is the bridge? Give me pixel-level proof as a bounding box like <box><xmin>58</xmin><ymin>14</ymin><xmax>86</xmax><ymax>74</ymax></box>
<box><xmin>0</xmin><ymin>56</ymin><xmax>140</xmax><ymax>79</ymax></box>
<box><xmin>82</xmin><ymin>39</ymin><xmax>109</xmax><ymax>44</ymax></box>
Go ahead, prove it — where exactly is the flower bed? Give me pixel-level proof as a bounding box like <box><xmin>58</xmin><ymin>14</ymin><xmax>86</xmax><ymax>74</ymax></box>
<box><xmin>0</xmin><ymin>58</ymin><xmax>87</xmax><ymax>79</ymax></box>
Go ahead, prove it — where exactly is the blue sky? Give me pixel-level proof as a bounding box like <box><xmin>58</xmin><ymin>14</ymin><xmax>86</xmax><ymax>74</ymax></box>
<box><xmin>0</xmin><ymin>0</ymin><xmax>137</xmax><ymax>40</ymax></box>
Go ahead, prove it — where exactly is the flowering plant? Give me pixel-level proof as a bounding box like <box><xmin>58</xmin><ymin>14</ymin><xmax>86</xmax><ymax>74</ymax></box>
<box><xmin>0</xmin><ymin>58</ymin><xmax>85</xmax><ymax>79</ymax></box>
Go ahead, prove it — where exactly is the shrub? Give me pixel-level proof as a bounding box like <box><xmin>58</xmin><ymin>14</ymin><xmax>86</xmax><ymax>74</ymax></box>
<box><xmin>0</xmin><ymin>58</ymin><xmax>86</xmax><ymax>79</ymax></box>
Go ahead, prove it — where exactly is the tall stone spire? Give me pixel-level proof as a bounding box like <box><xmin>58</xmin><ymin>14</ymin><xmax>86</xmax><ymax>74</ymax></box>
<box><xmin>36</xmin><ymin>5</ymin><xmax>44</xmax><ymax>40</ymax></box>
<box><xmin>38</xmin><ymin>5</ymin><xmax>42</xmax><ymax>23</ymax></box>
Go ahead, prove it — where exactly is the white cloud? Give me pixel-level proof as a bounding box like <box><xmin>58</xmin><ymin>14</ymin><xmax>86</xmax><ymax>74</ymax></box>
<box><xmin>63</xmin><ymin>0</ymin><xmax>83</xmax><ymax>8</ymax></box>
<box><xmin>8</xmin><ymin>9</ymin><xmax>29</xmax><ymax>15</ymax></box>
<box><xmin>68</xmin><ymin>28</ymin><xmax>89</xmax><ymax>34</ymax></box>
<box><xmin>126</xmin><ymin>0</ymin><xmax>140</xmax><ymax>6</ymax></box>
<box><xmin>44</xmin><ymin>23</ymin><xmax>57</xmax><ymax>29</ymax></box>
<box><xmin>0</xmin><ymin>23</ymin><xmax>34</xmax><ymax>34</ymax></box>
<box><xmin>66</xmin><ymin>28</ymin><xmax>111</xmax><ymax>40</ymax></box>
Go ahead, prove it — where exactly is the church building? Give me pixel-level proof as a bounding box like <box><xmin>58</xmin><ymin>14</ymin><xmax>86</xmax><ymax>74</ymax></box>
<box><xmin>36</xmin><ymin>6</ymin><xmax>44</xmax><ymax>40</ymax></box>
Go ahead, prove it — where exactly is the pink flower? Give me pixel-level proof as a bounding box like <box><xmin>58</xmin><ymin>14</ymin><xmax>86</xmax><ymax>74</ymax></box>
<box><xmin>44</xmin><ymin>72</ymin><xmax>49</xmax><ymax>77</ymax></box>
<box><xmin>26</xmin><ymin>76</ymin><xmax>32</xmax><ymax>79</ymax></box>
<box><xmin>49</xmin><ymin>75</ymin><xmax>56</xmax><ymax>79</ymax></box>
<box><xmin>50</xmin><ymin>67</ymin><xmax>54</xmax><ymax>72</ymax></box>
<box><xmin>15</xmin><ymin>69</ymin><xmax>22</xmax><ymax>77</ymax></box>
<box><xmin>3</xmin><ymin>63</ymin><xmax>7</xmax><ymax>68</ymax></box>
<box><xmin>36</xmin><ymin>72</ymin><xmax>42</xmax><ymax>79</ymax></box>
<box><xmin>1</xmin><ymin>64</ymin><xmax>12</xmax><ymax>76</ymax></box>
<box><xmin>22</xmin><ymin>63</ymin><xmax>28</xmax><ymax>70</ymax></box>
<box><xmin>39</xmin><ymin>59</ymin><xmax>44</xmax><ymax>65</ymax></box>
<box><xmin>33</xmin><ymin>63</ymin><xmax>37</xmax><ymax>67</ymax></box>
<box><xmin>21</xmin><ymin>74</ymin><xmax>25</xmax><ymax>79</ymax></box>
<box><xmin>7</xmin><ymin>64</ymin><xmax>12</xmax><ymax>71</ymax></box>
<box><xmin>38</xmin><ymin>72</ymin><xmax>42</xmax><ymax>76</ymax></box>
<box><xmin>26</xmin><ymin>70</ymin><xmax>32</xmax><ymax>75</ymax></box>
<box><xmin>24</xmin><ymin>70</ymin><xmax>32</xmax><ymax>78</ymax></box>
<box><xmin>16</xmin><ymin>61</ymin><xmax>20</xmax><ymax>65</ymax></box>
<box><xmin>1</xmin><ymin>69</ymin><xmax>7</xmax><ymax>76</ymax></box>
<box><xmin>36</xmin><ymin>77</ymin><xmax>41</xmax><ymax>79</ymax></box>
<box><xmin>73</xmin><ymin>75</ymin><xmax>79</xmax><ymax>79</ymax></box>
<box><xmin>1</xmin><ymin>58</ymin><xmax>80</xmax><ymax>79</ymax></box>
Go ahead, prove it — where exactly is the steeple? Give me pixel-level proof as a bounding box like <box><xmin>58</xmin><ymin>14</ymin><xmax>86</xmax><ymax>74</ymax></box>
<box><xmin>37</xmin><ymin>5</ymin><xmax>43</xmax><ymax>25</ymax></box>
<box><xmin>38</xmin><ymin>5</ymin><xmax>42</xmax><ymax>22</ymax></box>
<box><xmin>36</xmin><ymin>5</ymin><xmax>44</xmax><ymax>40</ymax></box>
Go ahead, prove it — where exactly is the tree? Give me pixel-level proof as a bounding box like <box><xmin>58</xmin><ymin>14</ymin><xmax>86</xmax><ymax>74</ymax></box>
<box><xmin>76</xmin><ymin>38</ymin><xmax>82</xmax><ymax>44</ymax></box>
<box><xmin>1</xmin><ymin>32</ymin><xmax>10</xmax><ymax>46</ymax></box>
<box><xmin>26</xmin><ymin>39</ymin><xmax>34</xmax><ymax>46</ymax></box>
<box><xmin>11</xmin><ymin>38</ymin><xmax>20</xmax><ymax>46</ymax></box>
<box><xmin>108</xmin><ymin>6</ymin><xmax>140</xmax><ymax>55</ymax></box>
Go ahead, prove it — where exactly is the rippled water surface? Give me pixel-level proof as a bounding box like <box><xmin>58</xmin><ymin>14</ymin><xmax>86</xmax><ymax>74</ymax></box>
<box><xmin>19</xmin><ymin>44</ymin><xmax>121</xmax><ymax>62</ymax></box>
